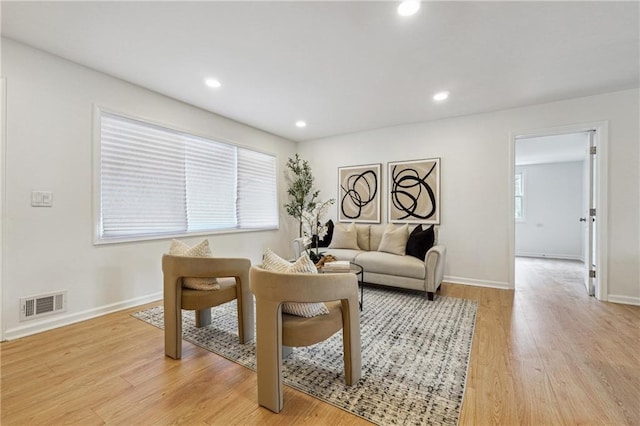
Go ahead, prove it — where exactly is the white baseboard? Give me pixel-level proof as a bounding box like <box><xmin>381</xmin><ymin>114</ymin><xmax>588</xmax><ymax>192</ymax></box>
<box><xmin>516</xmin><ymin>252</ymin><xmax>584</xmax><ymax>261</ymax></box>
<box><xmin>606</xmin><ymin>294</ymin><xmax>640</xmax><ymax>306</ymax></box>
<box><xmin>444</xmin><ymin>275</ymin><xmax>512</xmax><ymax>290</ymax></box>
<box><xmin>3</xmin><ymin>292</ymin><xmax>162</xmax><ymax>341</ymax></box>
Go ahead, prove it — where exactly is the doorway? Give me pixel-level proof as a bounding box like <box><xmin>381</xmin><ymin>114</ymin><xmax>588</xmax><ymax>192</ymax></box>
<box><xmin>509</xmin><ymin>122</ymin><xmax>608</xmax><ymax>300</ymax></box>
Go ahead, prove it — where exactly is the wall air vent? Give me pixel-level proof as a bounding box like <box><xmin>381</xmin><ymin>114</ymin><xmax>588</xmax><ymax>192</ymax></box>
<box><xmin>20</xmin><ymin>291</ymin><xmax>66</xmax><ymax>321</ymax></box>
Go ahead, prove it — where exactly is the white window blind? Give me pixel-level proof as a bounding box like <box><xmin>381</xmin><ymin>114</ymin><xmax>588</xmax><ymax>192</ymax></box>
<box><xmin>98</xmin><ymin>110</ymin><xmax>278</xmax><ymax>242</ymax></box>
<box><xmin>184</xmin><ymin>134</ymin><xmax>237</xmax><ymax>231</ymax></box>
<box><xmin>237</xmin><ymin>147</ymin><xmax>278</xmax><ymax>228</ymax></box>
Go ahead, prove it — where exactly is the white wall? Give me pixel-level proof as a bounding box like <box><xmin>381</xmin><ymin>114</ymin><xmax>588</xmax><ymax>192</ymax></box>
<box><xmin>2</xmin><ymin>40</ymin><xmax>639</xmax><ymax>340</ymax></box>
<box><xmin>515</xmin><ymin>161</ymin><xmax>584</xmax><ymax>260</ymax></box>
<box><xmin>1</xmin><ymin>39</ymin><xmax>298</xmax><ymax>339</ymax></box>
<box><xmin>298</xmin><ymin>88</ymin><xmax>640</xmax><ymax>303</ymax></box>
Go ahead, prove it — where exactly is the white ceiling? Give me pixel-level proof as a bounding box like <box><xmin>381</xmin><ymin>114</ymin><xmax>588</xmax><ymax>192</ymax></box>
<box><xmin>515</xmin><ymin>132</ymin><xmax>589</xmax><ymax>166</ymax></box>
<box><xmin>2</xmin><ymin>1</ymin><xmax>638</xmax><ymax>142</ymax></box>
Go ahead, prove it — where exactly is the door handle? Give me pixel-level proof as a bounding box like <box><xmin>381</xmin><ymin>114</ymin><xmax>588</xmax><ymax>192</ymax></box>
<box><xmin>579</xmin><ymin>217</ymin><xmax>587</xmax><ymax>222</ymax></box>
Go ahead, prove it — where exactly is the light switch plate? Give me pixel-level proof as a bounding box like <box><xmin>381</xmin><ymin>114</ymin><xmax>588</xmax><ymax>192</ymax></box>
<box><xmin>31</xmin><ymin>191</ymin><xmax>53</xmax><ymax>207</ymax></box>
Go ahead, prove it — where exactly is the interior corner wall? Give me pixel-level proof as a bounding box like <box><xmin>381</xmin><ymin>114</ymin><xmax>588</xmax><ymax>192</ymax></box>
<box><xmin>515</xmin><ymin>161</ymin><xmax>584</xmax><ymax>260</ymax></box>
<box><xmin>1</xmin><ymin>38</ymin><xmax>298</xmax><ymax>339</ymax></box>
<box><xmin>297</xmin><ymin>88</ymin><xmax>640</xmax><ymax>302</ymax></box>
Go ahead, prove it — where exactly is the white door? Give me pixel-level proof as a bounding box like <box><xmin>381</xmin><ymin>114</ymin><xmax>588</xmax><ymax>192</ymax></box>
<box><xmin>583</xmin><ymin>130</ymin><xmax>597</xmax><ymax>296</ymax></box>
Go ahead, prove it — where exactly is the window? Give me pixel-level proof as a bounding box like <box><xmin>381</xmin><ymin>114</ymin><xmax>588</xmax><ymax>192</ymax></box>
<box><xmin>515</xmin><ymin>171</ymin><xmax>524</xmax><ymax>221</ymax></box>
<box><xmin>96</xmin><ymin>110</ymin><xmax>278</xmax><ymax>243</ymax></box>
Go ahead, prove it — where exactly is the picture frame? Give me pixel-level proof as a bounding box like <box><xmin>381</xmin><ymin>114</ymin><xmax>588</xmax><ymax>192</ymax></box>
<box><xmin>338</xmin><ymin>163</ymin><xmax>381</xmax><ymax>223</ymax></box>
<box><xmin>387</xmin><ymin>158</ymin><xmax>440</xmax><ymax>224</ymax></box>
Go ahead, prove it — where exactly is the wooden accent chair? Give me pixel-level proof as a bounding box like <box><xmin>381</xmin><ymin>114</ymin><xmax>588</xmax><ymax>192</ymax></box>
<box><xmin>162</xmin><ymin>255</ymin><xmax>254</xmax><ymax>359</ymax></box>
<box><xmin>250</xmin><ymin>266</ymin><xmax>361</xmax><ymax>413</ymax></box>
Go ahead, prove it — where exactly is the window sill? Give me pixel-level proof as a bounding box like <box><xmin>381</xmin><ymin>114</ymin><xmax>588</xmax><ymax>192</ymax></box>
<box><xmin>93</xmin><ymin>226</ymin><xmax>279</xmax><ymax>246</ymax></box>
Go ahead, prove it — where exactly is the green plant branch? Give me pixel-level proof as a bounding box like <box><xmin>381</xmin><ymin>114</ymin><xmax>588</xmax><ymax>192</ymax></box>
<box><xmin>283</xmin><ymin>154</ymin><xmax>321</xmax><ymax>237</ymax></box>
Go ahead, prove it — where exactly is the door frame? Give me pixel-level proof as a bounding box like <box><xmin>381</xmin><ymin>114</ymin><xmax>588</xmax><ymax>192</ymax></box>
<box><xmin>0</xmin><ymin>77</ymin><xmax>6</xmax><ymax>340</ymax></box>
<box><xmin>508</xmin><ymin>121</ymin><xmax>609</xmax><ymax>300</ymax></box>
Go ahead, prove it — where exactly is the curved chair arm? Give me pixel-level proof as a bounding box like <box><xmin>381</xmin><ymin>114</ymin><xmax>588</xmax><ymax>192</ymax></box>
<box><xmin>163</xmin><ymin>255</ymin><xmax>254</xmax><ymax>359</ymax></box>
<box><xmin>163</xmin><ymin>255</ymin><xmax>252</xmax><ymax>280</ymax></box>
<box><xmin>424</xmin><ymin>245</ymin><xmax>446</xmax><ymax>299</ymax></box>
<box><xmin>250</xmin><ymin>266</ymin><xmax>359</xmax><ymax>304</ymax></box>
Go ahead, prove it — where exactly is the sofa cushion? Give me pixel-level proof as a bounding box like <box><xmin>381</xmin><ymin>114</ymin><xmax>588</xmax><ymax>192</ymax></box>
<box><xmin>262</xmin><ymin>249</ymin><xmax>330</xmax><ymax>317</ymax></box>
<box><xmin>317</xmin><ymin>219</ymin><xmax>334</xmax><ymax>248</ymax></box>
<box><xmin>406</xmin><ymin>224</ymin><xmax>435</xmax><ymax>260</ymax></box>
<box><xmin>369</xmin><ymin>226</ymin><xmax>384</xmax><ymax>251</ymax></box>
<box><xmin>329</xmin><ymin>222</ymin><xmax>360</xmax><ymax>250</ymax></box>
<box><xmin>323</xmin><ymin>248</ymin><xmax>364</xmax><ymax>263</ymax></box>
<box><xmin>356</xmin><ymin>225</ymin><xmax>371</xmax><ymax>251</ymax></box>
<box><xmin>377</xmin><ymin>224</ymin><xmax>409</xmax><ymax>256</ymax></box>
<box><xmin>356</xmin><ymin>251</ymin><xmax>425</xmax><ymax>280</ymax></box>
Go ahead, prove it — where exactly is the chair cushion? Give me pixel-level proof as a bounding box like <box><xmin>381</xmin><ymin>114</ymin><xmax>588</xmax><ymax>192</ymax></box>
<box><xmin>181</xmin><ymin>278</ymin><xmax>237</xmax><ymax>310</ymax></box>
<box><xmin>169</xmin><ymin>239</ymin><xmax>220</xmax><ymax>290</ymax></box>
<box><xmin>282</xmin><ymin>301</ymin><xmax>343</xmax><ymax>347</ymax></box>
<box><xmin>262</xmin><ymin>249</ymin><xmax>329</xmax><ymax>317</ymax></box>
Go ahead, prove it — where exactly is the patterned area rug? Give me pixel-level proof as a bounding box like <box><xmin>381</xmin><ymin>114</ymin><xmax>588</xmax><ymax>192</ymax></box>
<box><xmin>133</xmin><ymin>287</ymin><xmax>477</xmax><ymax>425</ymax></box>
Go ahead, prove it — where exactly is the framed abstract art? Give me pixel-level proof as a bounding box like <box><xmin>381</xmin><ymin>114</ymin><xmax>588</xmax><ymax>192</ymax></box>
<box><xmin>388</xmin><ymin>158</ymin><xmax>440</xmax><ymax>224</ymax></box>
<box><xmin>338</xmin><ymin>163</ymin><xmax>381</xmax><ymax>223</ymax></box>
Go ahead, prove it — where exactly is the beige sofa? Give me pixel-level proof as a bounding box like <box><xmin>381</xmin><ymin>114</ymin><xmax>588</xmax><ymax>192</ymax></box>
<box><xmin>294</xmin><ymin>224</ymin><xmax>446</xmax><ymax>300</ymax></box>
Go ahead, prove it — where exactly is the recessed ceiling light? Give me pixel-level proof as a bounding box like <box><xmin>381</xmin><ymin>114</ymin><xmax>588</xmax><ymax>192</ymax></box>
<box><xmin>205</xmin><ymin>78</ymin><xmax>221</xmax><ymax>89</ymax></box>
<box><xmin>433</xmin><ymin>91</ymin><xmax>450</xmax><ymax>101</ymax></box>
<box><xmin>397</xmin><ymin>0</ymin><xmax>420</xmax><ymax>17</ymax></box>
<box><xmin>295</xmin><ymin>121</ymin><xmax>307</xmax><ymax>128</ymax></box>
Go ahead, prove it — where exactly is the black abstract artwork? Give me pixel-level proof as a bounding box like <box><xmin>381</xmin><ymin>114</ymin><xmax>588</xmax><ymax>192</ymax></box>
<box><xmin>338</xmin><ymin>164</ymin><xmax>381</xmax><ymax>223</ymax></box>
<box><xmin>388</xmin><ymin>158</ymin><xmax>440</xmax><ymax>224</ymax></box>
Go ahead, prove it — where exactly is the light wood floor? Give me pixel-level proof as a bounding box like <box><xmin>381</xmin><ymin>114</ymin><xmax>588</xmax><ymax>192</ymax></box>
<box><xmin>2</xmin><ymin>258</ymin><xmax>639</xmax><ymax>425</ymax></box>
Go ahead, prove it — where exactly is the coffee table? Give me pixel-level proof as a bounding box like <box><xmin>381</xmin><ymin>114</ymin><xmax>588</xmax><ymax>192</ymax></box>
<box><xmin>320</xmin><ymin>262</ymin><xmax>364</xmax><ymax>311</ymax></box>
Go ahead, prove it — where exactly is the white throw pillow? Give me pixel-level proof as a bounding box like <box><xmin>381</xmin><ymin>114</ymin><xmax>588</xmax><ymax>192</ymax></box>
<box><xmin>262</xmin><ymin>248</ymin><xmax>296</xmax><ymax>272</ymax></box>
<box><xmin>377</xmin><ymin>224</ymin><xmax>410</xmax><ymax>256</ymax></box>
<box><xmin>262</xmin><ymin>249</ymin><xmax>329</xmax><ymax>317</ymax></box>
<box><xmin>169</xmin><ymin>239</ymin><xmax>220</xmax><ymax>291</ymax></box>
<box><xmin>328</xmin><ymin>222</ymin><xmax>360</xmax><ymax>250</ymax></box>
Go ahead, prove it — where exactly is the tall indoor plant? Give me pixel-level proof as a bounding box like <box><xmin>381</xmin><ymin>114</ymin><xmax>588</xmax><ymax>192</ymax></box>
<box><xmin>284</xmin><ymin>154</ymin><xmax>320</xmax><ymax>237</ymax></box>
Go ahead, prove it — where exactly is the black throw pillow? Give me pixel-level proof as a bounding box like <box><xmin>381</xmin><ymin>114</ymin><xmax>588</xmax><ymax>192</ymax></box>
<box><xmin>317</xmin><ymin>219</ymin><xmax>334</xmax><ymax>248</ymax></box>
<box><xmin>406</xmin><ymin>224</ymin><xmax>435</xmax><ymax>260</ymax></box>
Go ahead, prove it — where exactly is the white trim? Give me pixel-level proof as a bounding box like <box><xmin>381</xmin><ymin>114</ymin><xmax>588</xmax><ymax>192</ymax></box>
<box><xmin>515</xmin><ymin>253</ymin><xmax>584</xmax><ymax>262</ymax></box>
<box><xmin>444</xmin><ymin>275</ymin><xmax>512</xmax><ymax>290</ymax></box>
<box><xmin>92</xmin><ymin>105</ymin><xmax>102</xmax><ymax>246</ymax></box>
<box><xmin>508</xmin><ymin>121</ymin><xmax>609</xmax><ymax>301</ymax></box>
<box><xmin>507</xmin><ymin>132</ymin><xmax>516</xmax><ymax>293</ymax></box>
<box><xmin>94</xmin><ymin>225</ymin><xmax>279</xmax><ymax>246</ymax></box>
<box><xmin>0</xmin><ymin>76</ymin><xmax>6</xmax><ymax>341</ymax></box>
<box><xmin>607</xmin><ymin>294</ymin><xmax>640</xmax><ymax>306</ymax></box>
<box><xmin>3</xmin><ymin>292</ymin><xmax>162</xmax><ymax>341</ymax></box>
<box><xmin>593</xmin><ymin>124</ymin><xmax>608</xmax><ymax>301</ymax></box>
